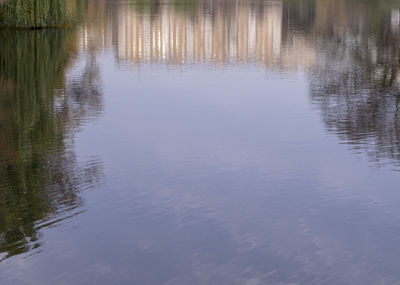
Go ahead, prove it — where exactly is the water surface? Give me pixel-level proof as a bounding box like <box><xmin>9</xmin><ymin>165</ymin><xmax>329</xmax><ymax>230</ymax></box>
<box><xmin>1</xmin><ymin>0</ymin><xmax>400</xmax><ymax>284</ymax></box>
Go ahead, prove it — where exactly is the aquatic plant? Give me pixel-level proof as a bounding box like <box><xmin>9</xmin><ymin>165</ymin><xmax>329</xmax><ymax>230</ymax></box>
<box><xmin>0</xmin><ymin>0</ymin><xmax>70</xmax><ymax>28</ymax></box>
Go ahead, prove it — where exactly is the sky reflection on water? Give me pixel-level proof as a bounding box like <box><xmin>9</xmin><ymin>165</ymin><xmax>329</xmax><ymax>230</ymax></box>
<box><xmin>1</xmin><ymin>0</ymin><xmax>400</xmax><ymax>284</ymax></box>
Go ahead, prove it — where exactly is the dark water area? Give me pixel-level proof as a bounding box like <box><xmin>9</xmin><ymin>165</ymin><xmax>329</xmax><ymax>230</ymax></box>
<box><xmin>1</xmin><ymin>0</ymin><xmax>400</xmax><ymax>284</ymax></box>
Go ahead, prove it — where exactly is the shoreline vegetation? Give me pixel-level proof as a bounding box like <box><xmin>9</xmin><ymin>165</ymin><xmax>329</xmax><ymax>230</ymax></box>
<box><xmin>0</xmin><ymin>0</ymin><xmax>71</xmax><ymax>28</ymax></box>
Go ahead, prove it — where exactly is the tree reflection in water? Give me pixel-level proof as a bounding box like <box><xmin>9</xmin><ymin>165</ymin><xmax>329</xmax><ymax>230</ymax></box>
<box><xmin>0</xmin><ymin>28</ymin><xmax>103</xmax><ymax>260</ymax></box>
<box><xmin>1</xmin><ymin>0</ymin><xmax>400</xmax><ymax>264</ymax></box>
<box><xmin>309</xmin><ymin>0</ymin><xmax>400</xmax><ymax>167</ymax></box>
<box><xmin>102</xmin><ymin>0</ymin><xmax>400</xmax><ymax>167</ymax></box>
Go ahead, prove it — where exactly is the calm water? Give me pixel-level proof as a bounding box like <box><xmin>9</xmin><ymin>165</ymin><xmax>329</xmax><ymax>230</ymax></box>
<box><xmin>1</xmin><ymin>0</ymin><xmax>400</xmax><ymax>284</ymax></box>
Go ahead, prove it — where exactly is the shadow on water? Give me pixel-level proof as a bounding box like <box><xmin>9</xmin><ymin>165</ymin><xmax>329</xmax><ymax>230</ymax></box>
<box><xmin>0</xmin><ymin>27</ymin><xmax>103</xmax><ymax>260</ymax></box>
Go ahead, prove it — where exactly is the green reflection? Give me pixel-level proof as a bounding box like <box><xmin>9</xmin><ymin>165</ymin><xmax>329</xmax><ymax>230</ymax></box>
<box><xmin>0</xmin><ymin>28</ymin><xmax>102</xmax><ymax>260</ymax></box>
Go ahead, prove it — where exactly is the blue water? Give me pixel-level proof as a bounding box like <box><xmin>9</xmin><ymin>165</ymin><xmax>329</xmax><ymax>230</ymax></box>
<box><xmin>1</xmin><ymin>1</ymin><xmax>400</xmax><ymax>284</ymax></box>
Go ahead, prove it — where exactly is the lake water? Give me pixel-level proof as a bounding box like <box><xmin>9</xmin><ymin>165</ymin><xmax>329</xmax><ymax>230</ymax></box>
<box><xmin>1</xmin><ymin>0</ymin><xmax>400</xmax><ymax>284</ymax></box>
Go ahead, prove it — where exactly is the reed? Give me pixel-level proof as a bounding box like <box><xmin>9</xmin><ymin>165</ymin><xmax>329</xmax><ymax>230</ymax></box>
<box><xmin>0</xmin><ymin>0</ymin><xmax>70</xmax><ymax>28</ymax></box>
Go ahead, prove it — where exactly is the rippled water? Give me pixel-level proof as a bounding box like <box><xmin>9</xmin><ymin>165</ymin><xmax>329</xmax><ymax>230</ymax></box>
<box><xmin>1</xmin><ymin>0</ymin><xmax>400</xmax><ymax>284</ymax></box>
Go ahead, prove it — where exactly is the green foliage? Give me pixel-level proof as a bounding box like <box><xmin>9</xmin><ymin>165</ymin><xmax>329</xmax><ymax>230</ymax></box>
<box><xmin>129</xmin><ymin>0</ymin><xmax>160</xmax><ymax>14</ymax></box>
<box><xmin>127</xmin><ymin>0</ymin><xmax>200</xmax><ymax>15</ymax></box>
<box><xmin>172</xmin><ymin>0</ymin><xmax>198</xmax><ymax>14</ymax></box>
<box><xmin>0</xmin><ymin>0</ymin><xmax>71</xmax><ymax>28</ymax></box>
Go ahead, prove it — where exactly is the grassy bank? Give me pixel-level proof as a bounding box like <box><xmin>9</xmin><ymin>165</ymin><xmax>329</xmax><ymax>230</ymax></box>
<box><xmin>0</xmin><ymin>0</ymin><xmax>70</xmax><ymax>28</ymax></box>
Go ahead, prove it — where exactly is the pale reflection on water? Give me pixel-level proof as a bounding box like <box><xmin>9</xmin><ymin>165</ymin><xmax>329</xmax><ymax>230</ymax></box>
<box><xmin>1</xmin><ymin>0</ymin><xmax>400</xmax><ymax>284</ymax></box>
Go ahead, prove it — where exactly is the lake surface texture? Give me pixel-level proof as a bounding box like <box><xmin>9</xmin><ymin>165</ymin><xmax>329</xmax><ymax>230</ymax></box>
<box><xmin>1</xmin><ymin>0</ymin><xmax>400</xmax><ymax>284</ymax></box>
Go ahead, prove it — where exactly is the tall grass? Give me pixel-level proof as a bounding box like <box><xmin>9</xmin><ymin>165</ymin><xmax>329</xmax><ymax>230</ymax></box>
<box><xmin>0</xmin><ymin>0</ymin><xmax>70</xmax><ymax>28</ymax></box>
